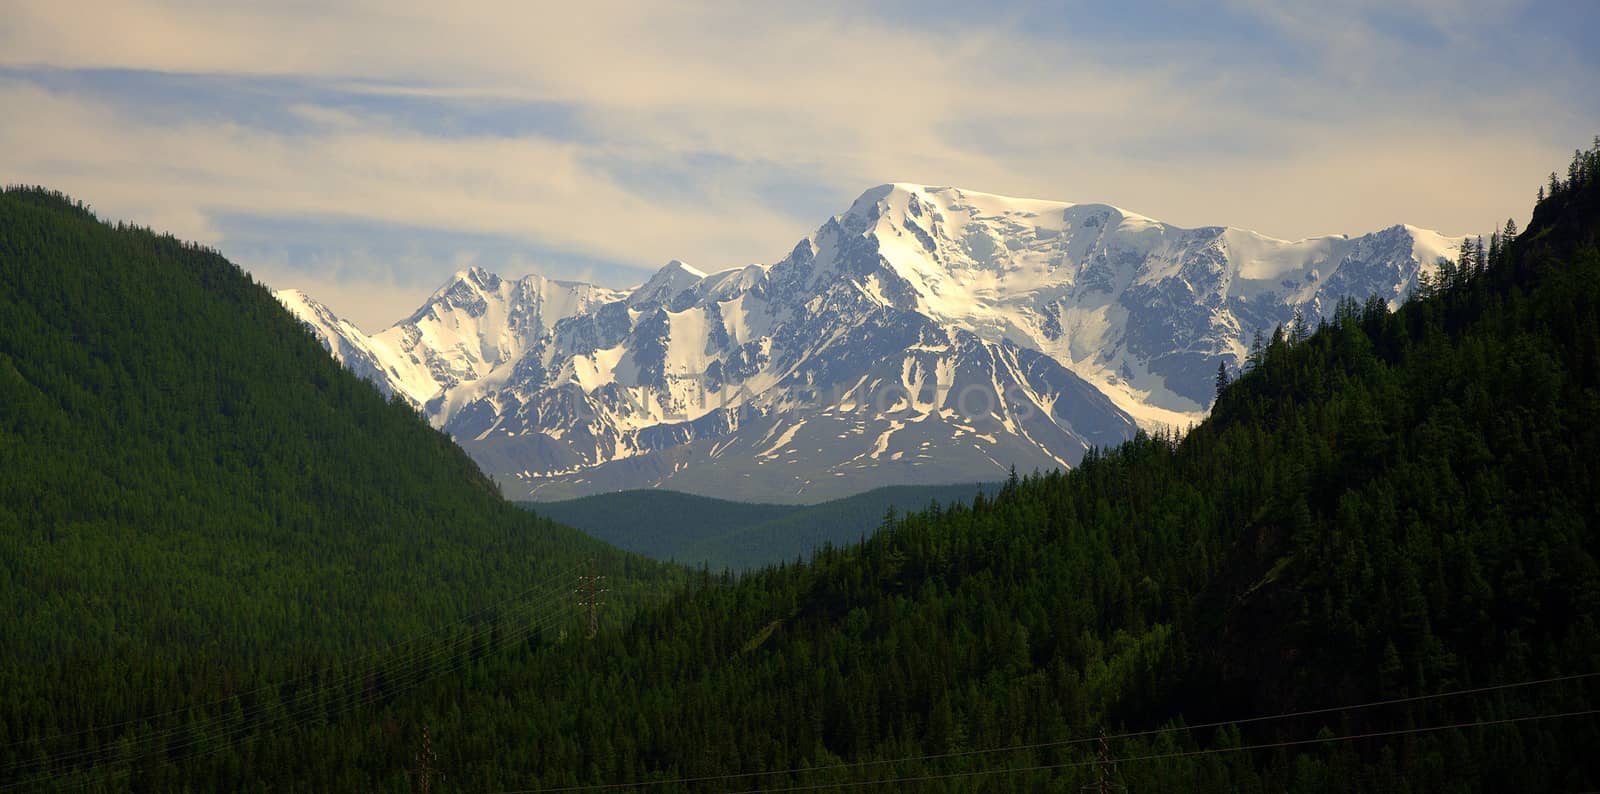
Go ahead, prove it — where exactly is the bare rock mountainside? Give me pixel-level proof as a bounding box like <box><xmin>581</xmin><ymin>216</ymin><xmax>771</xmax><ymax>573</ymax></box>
<box><xmin>280</xmin><ymin>184</ymin><xmax>1460</xmax><ymax>502</ymax></box>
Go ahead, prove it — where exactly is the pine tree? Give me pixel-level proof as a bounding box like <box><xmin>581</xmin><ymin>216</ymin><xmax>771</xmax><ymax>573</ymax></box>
<box><xmin>1334</xmin><ymin>296</ymin><xmax>1362</xmax><ymax>328</ymax></box>
<box><xmin>1215</xmin><ymin>360</ymin><xmax>1232</xmax><ymax>401</ymax></box>
<box><xmin>1414</xmin><ymin>267</ymin><xmax>1437</xmax><ymax>300</ymax></box>
<box><xmin>1246</xmin><ymin>329</ymin><xmax>1266</xmax><ymax>371</ymax></box>
<box><xmin>1438</xmin><ymin>256</ymin><xmax>1459</xmax><ymax>293</ymax></box>
<box><xmin>1455</xmin><ymin>237</ymin><xmax>1477</xmax><ymax>286</ymax></box>
<box><xmin>1289</xmin><ymin>308</ymin><xmax>1310</xmax><ymax>345</ymax></box>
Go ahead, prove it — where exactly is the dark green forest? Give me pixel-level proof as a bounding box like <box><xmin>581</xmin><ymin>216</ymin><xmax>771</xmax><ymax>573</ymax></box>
<box><xmin>2</xmin><ymin>138</ymin><xmax>1599</xmax><ymax>791</ymax></box>
<box><xmin>524</xmin><ymin>483</ymin><xmax>991</xmax><ymax>571</ymax></box>
<box><xmin>0</xmin><ymin>188</ymin><xmax>680</xmax><ymax>791</ymax></box>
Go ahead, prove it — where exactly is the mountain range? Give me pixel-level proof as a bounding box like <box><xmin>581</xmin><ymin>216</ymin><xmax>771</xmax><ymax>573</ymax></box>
<box><xmin>280</xmin><ymin>184</ymin><xmax>1462</xmax><ymax>501</ymax></box>
<box><xmin>7</xmin><ymin>138</ymin><xmax>1597</xmax><ymax>790</ymax></box>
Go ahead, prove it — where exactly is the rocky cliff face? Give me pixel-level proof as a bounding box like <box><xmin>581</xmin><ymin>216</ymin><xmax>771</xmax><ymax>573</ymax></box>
<box><xmin>280</xmin><ymin>183</ymin><xmax>1460</xmax><ymax>502</ymax></box>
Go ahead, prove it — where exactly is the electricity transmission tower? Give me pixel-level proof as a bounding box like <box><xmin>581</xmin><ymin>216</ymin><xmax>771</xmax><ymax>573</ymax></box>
<box><xmin>577</xmin><ymin>559</ymin><xmax>606</xmax><ymax>639</ymax></box>
<box><xmin>412</xmin><ymin>725</ymin><xmax>437</xmax><ymax>794</ymax></box>
<box><xmin>1082</xmin><ymin>727</ymin><xmax>1126</xmax><ymax>793</ymax></box>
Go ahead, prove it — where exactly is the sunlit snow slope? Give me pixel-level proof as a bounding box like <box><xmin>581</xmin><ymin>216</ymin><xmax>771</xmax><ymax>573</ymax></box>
<box><xmin>839</xmin><ymin>184</ymin><xmax>1460</xmax><ymax>427</ymax></box>
<box><xmin>280</xmin><ymin>184</ymin><xmax>1461</xmax><ymax>502</ymax></box>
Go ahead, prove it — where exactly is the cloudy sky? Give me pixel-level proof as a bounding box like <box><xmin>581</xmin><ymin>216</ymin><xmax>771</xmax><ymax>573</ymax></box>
<box><xmin>4</xmin><ymin>1</ymin><xmax>1596</xmax><ymax>329</ymax></box>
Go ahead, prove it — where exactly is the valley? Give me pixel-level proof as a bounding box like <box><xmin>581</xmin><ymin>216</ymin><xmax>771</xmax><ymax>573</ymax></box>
<box><xmin>3</xmin><ymin>140</ymin><xmax>1597</xmax><ymax>793</ymax></box>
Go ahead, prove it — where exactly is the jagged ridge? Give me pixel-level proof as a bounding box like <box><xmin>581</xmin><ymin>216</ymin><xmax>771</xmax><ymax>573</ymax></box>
<box><xmin>281</xmin><ymin>184</ymin><xmax>1460</xmax><ymax>501</ymax></box>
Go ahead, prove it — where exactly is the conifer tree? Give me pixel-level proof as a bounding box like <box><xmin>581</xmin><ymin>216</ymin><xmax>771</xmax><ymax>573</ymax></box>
<box><xmin>1455</xmin><ymin>237</ymin><xmax>1478</xmax><ymax>285</ymax></box>
<box><xmin>1415</xmin><ymin>267</ymin><xmax>1437</xmax><ymax>300</ymax></box>
<box><xmin>1246</xmin><ymin>328</ymin><xmax>1266</xmax><ymax>371</ymax></box>
<box><xmin>1289</xmin><ymin>308</ymin><xmax>1310</xmax><ymax>345</ymax></box>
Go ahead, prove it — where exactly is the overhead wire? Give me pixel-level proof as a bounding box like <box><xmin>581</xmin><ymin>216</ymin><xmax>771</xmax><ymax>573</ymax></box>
<box><xmin>486</xmin><ymin>671</ymin><xmax>1600</xmax><ymax>793</ymax></box>
<box><xmin>714</xmin><ymin>708</ymin><xmax>1600</xmax><ymax>793</ymax></box>
<box><xmin>17</xmin><ymin>571</ymin><xmax>1594</xmax><ymax>793</ymax></box>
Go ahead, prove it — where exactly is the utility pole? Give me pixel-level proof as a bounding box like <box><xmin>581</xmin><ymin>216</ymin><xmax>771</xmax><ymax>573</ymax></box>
<box><xmin>1082</xmin><ymin>727</ymin><xmax>1125</xmax><ymax>793</ymax></box>
<box><xmin>413</xmin><ymin>725</ymin><xmax>437</xmax><ymax>794</ymax></box>
<box><xmin>577</xmin><ymin>558</ymin><xmax>606</xmax><ymax>639</ymax></box>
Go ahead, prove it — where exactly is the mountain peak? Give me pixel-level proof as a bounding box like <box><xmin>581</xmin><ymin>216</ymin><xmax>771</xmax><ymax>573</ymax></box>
<box><xmin>285</xmin><ymin>180</ymin><xmax>1470</xmax><ymax>501</ymax></box>
<box><xmin>629</xmin><ymin>259</ymin><xmax>709</xmax><ymax>307</ymax></box>
<box><xmin>275</xmin><ymin>288</ymin><xmax>346</xmax><ymax>330</ymax></box>
<box><xmin>275</xmin><ymin>287</ymin><xmax>319</xmax><ymax>307</ymax></box>
<box><xmin>449</xmin><ymin>264</ymin><xmax>500</xmax><ymax>288</ymax></box>
<box><xmin>662</xmin><ymin>259</ymin><xmax>707</xmax><ymax>278</ymax></box>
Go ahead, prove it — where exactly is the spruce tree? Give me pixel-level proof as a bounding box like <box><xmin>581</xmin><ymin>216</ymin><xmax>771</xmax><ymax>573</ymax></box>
<box><xmin>1455</xmin><ymin>237</ymin><xmax>1477</xmax><ymax>286</ymax></box>
<box><xmin>1289</xmin><ymin>308</ymin><xmax>1310</xmax><ymax>345</ymax></box>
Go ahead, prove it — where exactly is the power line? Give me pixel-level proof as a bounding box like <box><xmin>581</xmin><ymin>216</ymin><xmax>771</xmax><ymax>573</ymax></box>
<box><xmin>578</xmin><ymin>558</ymin><xmax>607</xmax><ymax>639</ymax></box>
<box><xmin>487</xmin><ymin>671</ymin><xmax>1599</xmax><ymax>793</ymax></box>
<box><xmin>1082</xmin><ymin>727</ymin><xmax>1124</xmax><ymax>794</ymax></box>
<box><xmin>717</xmin><ymin>709</ymin><xmax>1600</xmax><ymax>793</ymax></box>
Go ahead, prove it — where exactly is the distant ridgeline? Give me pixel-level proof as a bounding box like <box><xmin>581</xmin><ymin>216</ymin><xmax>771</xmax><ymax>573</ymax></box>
<box><xmin>3</xmin><ymin>137</ymin><xmax>1600</xmax><ymax>791</ymax></box>
<box><xmin>524</xmin><ymin>482</ymin><xmax>995</xmax><ymax>571</ymax></box>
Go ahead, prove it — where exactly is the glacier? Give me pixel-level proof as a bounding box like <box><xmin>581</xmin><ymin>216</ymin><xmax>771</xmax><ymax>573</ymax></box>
<box><xmin>278</xmin><ymin>184</ymin><xmax>1461</xmax><ymax>502</ymax></box>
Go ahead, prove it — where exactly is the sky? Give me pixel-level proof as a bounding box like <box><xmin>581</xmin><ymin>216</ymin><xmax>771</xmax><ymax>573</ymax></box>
<box><xmin>3</xmin><ymin>1</ymin><xmax>1597</xmax><ymax>330</ymax></box>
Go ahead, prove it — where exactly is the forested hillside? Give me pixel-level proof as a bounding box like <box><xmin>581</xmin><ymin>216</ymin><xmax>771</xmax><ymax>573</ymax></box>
<box><xmin>0</xmin><ymin>188</ymin><xmax>680</xmax><ymax>790</ymax></box>
<box><xmin>4</xmin><ymin>140</ymin><xmax>1600</xmax><ymax>792</ymax></box>
<box><xmin>526</xmin><ymin>483</ymin><xmax>990</xmax><ymax>571</ymax></box>
<box><xmin>385</xmin><ymin>142</ymin><xmax>1596</xmax><ymax>791</ymax></box>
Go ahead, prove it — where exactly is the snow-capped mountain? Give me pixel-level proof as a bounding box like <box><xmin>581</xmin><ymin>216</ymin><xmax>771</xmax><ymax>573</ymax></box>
<box><xmin>279</xmin><ymin>184</ymin><xmax>1460</xmax><ymax>502</ymax></box>
<box><xmin>827</xmin><ymin>185</ymin><xmax>1460</xmax><ymax>427</ymax></box>
<box><xmin>279</xmin><ymin>271</ymin><xmax>624</xmax><ymax>415</ymax></box>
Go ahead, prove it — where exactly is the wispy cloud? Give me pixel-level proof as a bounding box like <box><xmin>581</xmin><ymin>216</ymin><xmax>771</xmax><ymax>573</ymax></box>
<box><xmin>2</xmin><ymin>0</ymin><xmax>1595</xmax><ymax>327</ymax></box>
